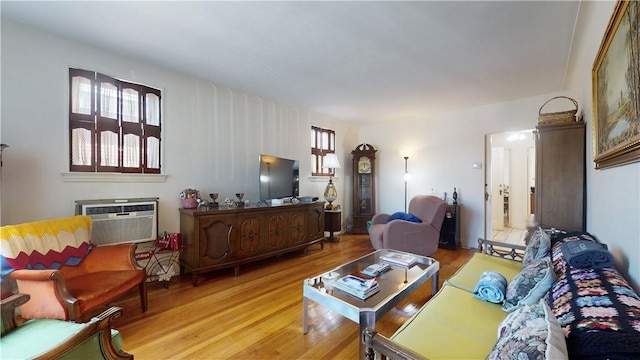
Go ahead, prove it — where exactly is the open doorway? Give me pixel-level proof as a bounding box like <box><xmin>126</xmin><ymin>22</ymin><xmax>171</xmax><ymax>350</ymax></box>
<box><xmin>484</xmin><ymin>130</ymin><xmax>535</xmax><ymax>245</ymax></box>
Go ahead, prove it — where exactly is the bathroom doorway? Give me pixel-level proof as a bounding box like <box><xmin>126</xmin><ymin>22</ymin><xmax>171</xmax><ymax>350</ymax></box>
<box><xmin>484</xmin><ymin>130</ymin><xmax>535</xmax><ymax>245</ymax></box>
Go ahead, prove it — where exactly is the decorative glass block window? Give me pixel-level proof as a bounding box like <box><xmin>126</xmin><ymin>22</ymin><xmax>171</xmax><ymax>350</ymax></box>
<box><xmin>69</xmin><ymin>69</ymin><xmax>161</xmax><ymax>173</ymax></box>
<box><xmin>311</xmin><ymin>126</ymin><xmax>336</xmax><ymax>176</ymax></box>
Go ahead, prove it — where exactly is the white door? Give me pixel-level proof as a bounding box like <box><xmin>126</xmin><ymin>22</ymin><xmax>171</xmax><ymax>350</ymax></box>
<box><xmin>484</xmin><ymin>130</ymin><xmax>534</xmax><ymax>240</ymax></box>
<box><xmin>491</xmin><ymin>147</ymin><xmax>509</xmax><ymax>231</ymax></box>
<box><xmin>491</xmin><ymin>147</ymin><xmax>504</xmax><ymax>231</ymax></box>
<box><xmin>527</xmin><ymin>146</ymin><xmax>536</xmax><ymax>216</ymax></box>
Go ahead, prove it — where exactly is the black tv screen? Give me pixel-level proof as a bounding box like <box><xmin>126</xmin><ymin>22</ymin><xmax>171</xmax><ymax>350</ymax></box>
<box><xmin>259</xmin><ymin>155</ymin><xmax>299</xmax><ymax>200</ymax></box>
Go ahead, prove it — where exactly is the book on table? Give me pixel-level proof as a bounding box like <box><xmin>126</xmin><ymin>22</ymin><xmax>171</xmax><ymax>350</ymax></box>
<box><xmin>360</xmin><ymin>263</ymin><xmax>391</xmax><ymax>277</ymax></box>
<box><xmin>333</xmin><ymin>275</ymin><xmax>380</xmax><ymax>299</ymax></box>
<box><xmin>381</xmin><ymin>252</ymin><xmax>418</xmax><ymax>268</ymax></box>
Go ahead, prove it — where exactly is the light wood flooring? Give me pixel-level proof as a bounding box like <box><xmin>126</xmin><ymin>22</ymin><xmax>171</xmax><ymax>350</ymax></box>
<box><xmin>108</xmin><ymin>235</ymin><xmax>475</xmax><ymax>359</ymax></box>
<box><xmin>491</xmin><ymin>227</ymin><xmax>527</xmax><ymax>245</ymax></box>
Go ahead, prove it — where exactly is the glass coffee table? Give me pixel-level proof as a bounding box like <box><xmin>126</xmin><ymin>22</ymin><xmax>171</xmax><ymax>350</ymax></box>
<box><xmin>302</xmin><ymin>249</ymin><xmax>439</xmax><ymax>359</ymax></box>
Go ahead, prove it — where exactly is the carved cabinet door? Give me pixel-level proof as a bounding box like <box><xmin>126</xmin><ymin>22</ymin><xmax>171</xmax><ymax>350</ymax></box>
<box><xmin>197</xmin><ymin>214</ymin><xmax>236</xmax><ymax>266</ymax></box>
<box><xmin>290</xmin><ymin>211</ymin><xmax>307</xmax><ymax>245</ymax></box>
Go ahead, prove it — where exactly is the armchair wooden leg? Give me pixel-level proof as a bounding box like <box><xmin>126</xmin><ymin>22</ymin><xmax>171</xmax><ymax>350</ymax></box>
<box><xmin>139</xmin><ymin>282</ymin><xmax>148</xmax><ymax>313</ymax></box>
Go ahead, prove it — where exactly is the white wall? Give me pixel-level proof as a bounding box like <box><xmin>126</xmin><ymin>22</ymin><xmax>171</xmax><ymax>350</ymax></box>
<box><xmin>360</xmin><ymin>93</ymin><xmax>559</xmax><ymax>248</ymax></box>
<box><xmin>563</xmin><ymin>1</ymin><xmax>640</xmax><ymax>290</ymax></box>
<box><xmin>0</xmin><ymin>19</ymin><xmax>359</xmax><ymax>233</ymax></box>
<box><xmin>360</xmin><ymin>0</ymin><xmax>640</xmax><ymax>289</ymax></box>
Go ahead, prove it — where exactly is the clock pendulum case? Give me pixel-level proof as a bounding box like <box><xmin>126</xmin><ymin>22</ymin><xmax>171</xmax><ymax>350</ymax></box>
<box><xmin>351</xmin><ymin>143</ymin><xmax>377</xmax><ymax>235</ymax></box>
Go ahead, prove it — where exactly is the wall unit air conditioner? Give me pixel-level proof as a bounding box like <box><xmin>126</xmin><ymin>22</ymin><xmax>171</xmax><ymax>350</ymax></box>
<box><xmin>75</xmin><ymin>198</ymin><xmax>158</xmax><ymax>246</ymax></box>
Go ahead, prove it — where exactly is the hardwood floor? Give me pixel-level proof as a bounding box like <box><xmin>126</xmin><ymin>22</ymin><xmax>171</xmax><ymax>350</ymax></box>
<box><xmin>110</xmin><ymin>235</ymin><xmax>475</xmax><ymax>359</ymax></box>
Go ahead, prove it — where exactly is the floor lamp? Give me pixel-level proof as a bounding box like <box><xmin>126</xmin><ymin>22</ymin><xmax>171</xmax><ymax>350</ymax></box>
<box><xmin>404</xmin><ymin>156</ymin><xmax>410</xmax><ymax>212</ymax></box>
<box><xmin>0</xmin><ymin>144</ymin><xmax>7</xmax><ymax>167</ymax></box>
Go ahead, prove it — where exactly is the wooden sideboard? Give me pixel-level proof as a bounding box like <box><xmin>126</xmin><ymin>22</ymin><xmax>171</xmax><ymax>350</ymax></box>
<box><xmin>179</xmin><ymin>201</ymin><xmax>325</xmax><ymax>286</ymax></box>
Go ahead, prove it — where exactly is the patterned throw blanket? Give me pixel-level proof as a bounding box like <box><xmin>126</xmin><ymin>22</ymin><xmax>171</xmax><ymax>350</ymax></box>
<box><xmin>549</xmin><ymin>232</ymin><xmax>640</xmax><ymax>360</ymax></box>
<box><xmin>0</xmin><ymin>216</ymin><xmax>93</xmax><ymax>273</ymax></box>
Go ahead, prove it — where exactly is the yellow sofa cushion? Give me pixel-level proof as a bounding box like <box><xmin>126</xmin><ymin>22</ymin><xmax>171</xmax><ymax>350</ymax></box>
<box><xmin>445</xmin><ymin>253</ymin><xmax>523</xmax><ymax>293</ymax></box>
<box><xmin>391</xmin><ymin>284</ymin><xmax>508</xmax><ymax>359</ymax></box>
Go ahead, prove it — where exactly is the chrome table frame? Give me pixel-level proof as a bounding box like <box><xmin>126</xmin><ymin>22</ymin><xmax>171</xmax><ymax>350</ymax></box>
<box><xmin>302</xmin><ymin>249</ymin><xmax>439</xmax><ymax>360</ymax></box>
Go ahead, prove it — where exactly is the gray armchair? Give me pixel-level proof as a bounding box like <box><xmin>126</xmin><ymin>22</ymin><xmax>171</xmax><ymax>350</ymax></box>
<box><xmin>368</xmin><ymin>195</ymin><xmax>447</xmax><ymax>257</ymax></box>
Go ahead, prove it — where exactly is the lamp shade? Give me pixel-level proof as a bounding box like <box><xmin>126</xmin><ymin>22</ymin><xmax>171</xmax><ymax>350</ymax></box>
<box><xmin>323</xmin><ymin>153</ymin><xmax>341</xmax><ymax>169</ymax></box>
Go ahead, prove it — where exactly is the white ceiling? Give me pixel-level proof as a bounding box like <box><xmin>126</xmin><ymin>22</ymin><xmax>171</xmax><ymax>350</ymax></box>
<box><xmin>1</xmin><ymin>1</ymin><xmax>580</xmax><ymax>126</ymax></box>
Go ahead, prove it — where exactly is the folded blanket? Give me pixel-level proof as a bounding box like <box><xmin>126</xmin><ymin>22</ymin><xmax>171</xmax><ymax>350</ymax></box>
<box><xmin>1</xmin><ymin>216</ymin><xmax>92</xmax><ymax>272</ymax></box>
<box><xmin>473</xmin><ymin>271</ymin><xmax>507</xmax><ymax>303</ymax></box>
<box><xmin>561</xmin><ymin>239</ymin><xmax>614</xmax><ymax>269</ymax></box>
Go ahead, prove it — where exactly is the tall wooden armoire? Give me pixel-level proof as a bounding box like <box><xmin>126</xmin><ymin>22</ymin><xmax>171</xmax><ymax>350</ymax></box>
<box><xmin>534</xmin><ymin>121</ymin><xmax>586</xmax><ymax>232</ymax></box>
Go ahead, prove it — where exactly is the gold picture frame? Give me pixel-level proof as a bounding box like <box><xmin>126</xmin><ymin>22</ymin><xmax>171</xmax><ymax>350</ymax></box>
<box><xmin>592</xmin><ymin>0</ymin><xmax>640</xmax><ymax>169</ymax></box>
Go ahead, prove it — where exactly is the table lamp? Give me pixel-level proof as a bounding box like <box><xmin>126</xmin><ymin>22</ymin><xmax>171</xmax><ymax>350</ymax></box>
<box><xmin>322</xmin><ymin>153</ymin><xmax>341</xmax><ymax>210</ymax></box>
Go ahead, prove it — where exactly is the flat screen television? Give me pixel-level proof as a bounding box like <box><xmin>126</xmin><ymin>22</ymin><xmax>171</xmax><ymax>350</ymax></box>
<box><xmin>259</xmin><ymin>154</ymin><xmax>299</xmax><ymax>200</ymax></box>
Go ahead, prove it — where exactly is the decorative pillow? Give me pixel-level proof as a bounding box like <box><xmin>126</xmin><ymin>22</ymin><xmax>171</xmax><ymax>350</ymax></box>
<box><xmin>387</xmin><ymin>212</ymin><xmax>422</xmax><ymax>223</ymax></box>
<box><xmin>523</xmin><ymin>226</ymin><xmax>551</xmax><ymax>267</ymax></box>
<box><xmin>502</xmin><ymin>257</ymin><xmax>556</xmax><ymax>312</ymax></box>
<box><xmin>487</xmin><ymin>299</ymin><xmax>568</xmax><ymax>360</ymax></box>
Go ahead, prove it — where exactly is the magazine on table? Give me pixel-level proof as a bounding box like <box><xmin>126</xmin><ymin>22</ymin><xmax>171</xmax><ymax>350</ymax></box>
<box><xmin>381</xmin><ymin>252</ymin><xmax>418</xmax><ymax>268</ymax></box>
<box><xmin>334</xmin><ymin>275</ymin><xmax>380</xmax><ymax>299</ymax></box>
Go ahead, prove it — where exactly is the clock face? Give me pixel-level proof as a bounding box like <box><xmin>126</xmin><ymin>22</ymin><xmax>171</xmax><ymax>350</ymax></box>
<box><xmin>358</xmin><ymin>157</ymin><xmax>371</xmax><ymax>174</ymax></box>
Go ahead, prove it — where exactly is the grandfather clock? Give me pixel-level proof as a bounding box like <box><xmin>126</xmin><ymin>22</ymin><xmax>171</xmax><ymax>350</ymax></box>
<box><xmin>352</xmin><ymin>143</ymin><xmax>377</xmax><ymax>234</ymax></box>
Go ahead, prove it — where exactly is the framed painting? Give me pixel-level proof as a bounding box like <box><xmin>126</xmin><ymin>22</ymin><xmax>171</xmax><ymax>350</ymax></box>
<box><xmin>592</xmin><ymin>0</ymin><xmax>640</xmax><ymax>169</ymax></box>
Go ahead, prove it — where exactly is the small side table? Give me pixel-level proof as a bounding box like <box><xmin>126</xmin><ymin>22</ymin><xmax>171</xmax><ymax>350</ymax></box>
<box><xmin>324</xmin><ymin>209</ymin><xmax>341</xmax><ymax>242</ymax></box>
<box><xmin>439</xmin><ymin>204</ymin><xmax>460</xmax><ymax>249</ymax></box>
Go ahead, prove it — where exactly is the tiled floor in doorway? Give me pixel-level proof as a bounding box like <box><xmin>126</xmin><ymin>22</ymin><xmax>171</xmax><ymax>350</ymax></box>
<box><xmin>491</xmin><ymin>227</ymin><xmax>527</xmax><ymax>245</ymax></box>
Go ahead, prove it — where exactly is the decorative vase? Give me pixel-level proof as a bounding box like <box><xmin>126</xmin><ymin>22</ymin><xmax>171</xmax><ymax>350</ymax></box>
<box><xmin>182</xmin><ymin>198</ymin><xmax>198</xmax><ymax>209</ymax></box>
<box><xmin>452</xmin><ymin>188</ymin><xmax>458</xmax><ymax>205</ymax></box>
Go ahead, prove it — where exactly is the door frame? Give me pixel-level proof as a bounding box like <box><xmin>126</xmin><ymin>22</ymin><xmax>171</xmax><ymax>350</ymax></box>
<box><xmin>483</xmin><ymin>134</ymin><xmax>492</xmax><ymax>240</ymax></box>
<box><xmin>484</xmin><ymin>130</ymin><xmax>535</xmax><ymax>240</ymax></box>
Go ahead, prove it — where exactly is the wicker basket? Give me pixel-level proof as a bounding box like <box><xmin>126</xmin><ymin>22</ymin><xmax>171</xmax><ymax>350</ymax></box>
<box><xmin>538</xmin><ymin>96</ymin><xmax>578</xmax><ymax>125</ymax></box>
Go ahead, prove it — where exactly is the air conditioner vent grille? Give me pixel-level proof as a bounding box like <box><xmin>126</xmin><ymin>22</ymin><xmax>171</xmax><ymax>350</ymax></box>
<box><xmin>85</xmin><ymin>206</ymin><xmax>122</xmax><ymax>215</ymax></box>
<box><xmin>124</xmin><ymin>204</ymin><xmax>155</xmax><ymax>212</ymax></box>
<box><xmin>75</xmin><ymin>198</ymin><xmax>158</xmax><ymax>245</ymax></box>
